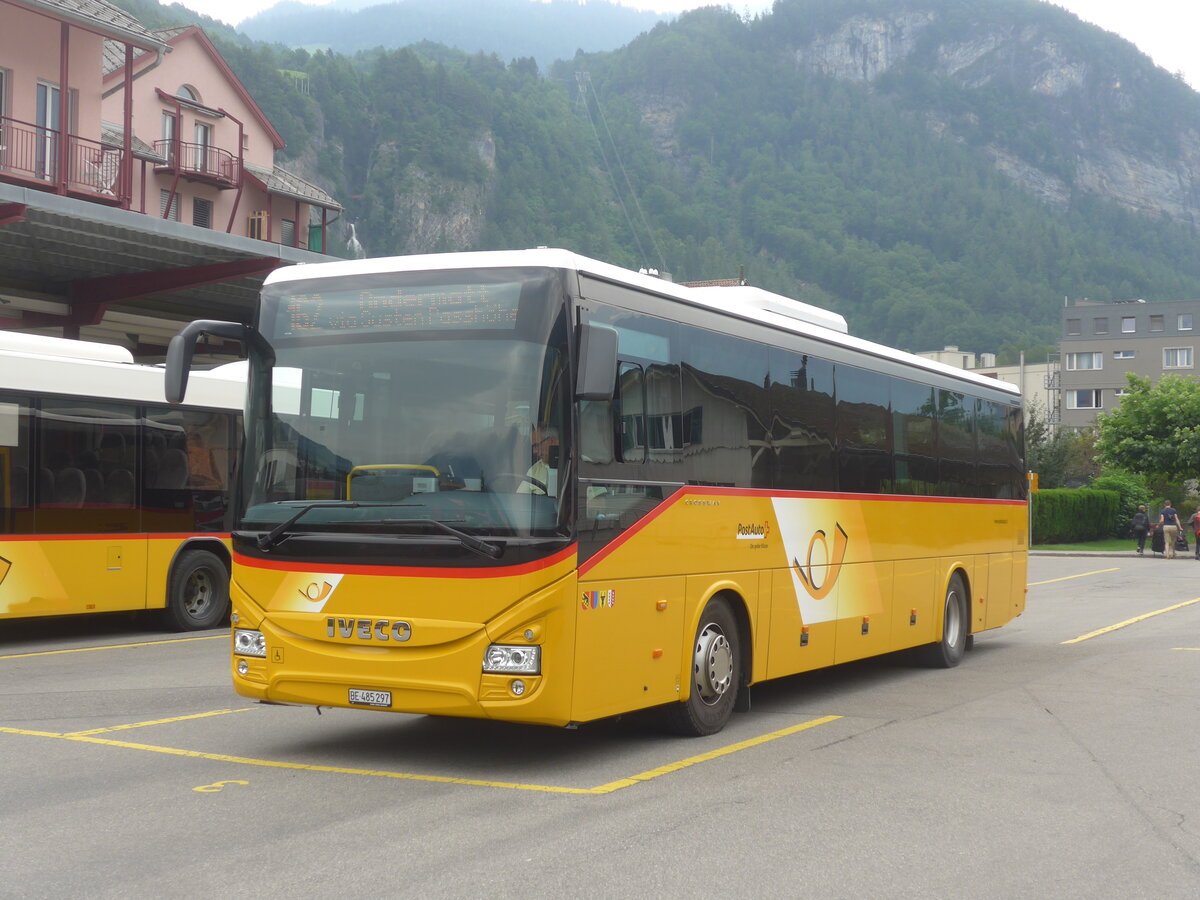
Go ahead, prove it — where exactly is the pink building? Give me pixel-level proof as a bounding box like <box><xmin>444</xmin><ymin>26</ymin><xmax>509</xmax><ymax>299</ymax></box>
<box><xmin>0</xmin><ymin>0</ymin><xmax>343</xmax><ymax>352</ymax></box>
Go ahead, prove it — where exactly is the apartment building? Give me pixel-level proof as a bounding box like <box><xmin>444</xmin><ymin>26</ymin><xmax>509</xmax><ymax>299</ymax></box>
<box><xmin>0</xmin><ymin>0</ymin><xmax>342</xmax><ymax>355</ymax></box>
<box><xmin>1058</xmin><ymin>297</ymin><xmax>1200</xmax><ymax>429</ymax></box>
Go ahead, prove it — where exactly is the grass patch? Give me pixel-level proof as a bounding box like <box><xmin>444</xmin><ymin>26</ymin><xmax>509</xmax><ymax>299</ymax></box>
<box><xmin>1033</xmin><ymin>537</ymin><xmax>1143</xmax><ymax>552</ymax></box>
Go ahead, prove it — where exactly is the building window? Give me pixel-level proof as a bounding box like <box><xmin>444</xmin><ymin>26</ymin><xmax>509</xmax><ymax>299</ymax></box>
<box><xmin>1180</xmin><ymin>314</ymin><xmax>1193</xmax><ymax>331</ymax></box>
<box><xmin>159</xmin><ymin>189</ymin><xmax>179</xmax><ymax>221</ymax></box>
<box><xmin>1066</xmin><ymin>318</ymin><xmax>1081</xmax><ymax>335</ymax></box>
<box><xmin>1093</xmin><ymin>317</ymin><xmax>1108</xmax><ymax>334</ymax></box>
<box><xmin>193</xmin><ymin>196</ymin><xmax>212</xmax><ymax>229</ymax></box>
<box><xmin>1066</xmin><ymin>389</ymin><xmax>1102</xmax><ymax>410</ymax></box>
<box><xmin>1066</xmin><ymin>352</ymin><xmax>1102</xmax><ymax>371</ymax></box>
<box><xmin>1121</xmin><ymin>316</ymin><xmax>1136</xmax><ymax>333</ymax></box>
<box><xmin>176</xmin><ymin>85</ymin><xmax>199</xmax><ymax>102</ymax></box>
<box><xmin>1113</xmin><ymin>388</ymin><xmax>1128</xmax><ymax>398</ymax></box>
<box><xmin>1150</xmin><ymin>315</ymin><xmax>1165</xmax><ymax>332</ymax></box>
<box><xmin>281</xmin><ymin>219</ymin><xmax>296</xmax><ymax>246</ymax></box>
<box><xmin>1163</xmin><ymin>347</ymin><xmax>1193</xmax><ymax>369</ymax></box>
<box><xmin>1113</xmin><ymin>350</ymin><xmax>1135</xmax><ymax>359</ymax></box>
<box><xmin>194</xmin><ymin>122</ymin><xmax>211</xmax><ymax>173</ymax></box>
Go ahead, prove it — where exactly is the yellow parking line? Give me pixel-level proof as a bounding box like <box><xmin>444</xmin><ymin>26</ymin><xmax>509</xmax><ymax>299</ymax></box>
<box><xmin>65</xmin><ymin>708</ymin><xmax>254</xmax><ymax>736</ymax></box>
<box><xmin>1062</xmin><ymin>597</ymin><xmax>1200</xmax><ymax>644</ymax></box>
<box><xmin>0</xmin><ymin>634</ymin><xmax>226</xmax><ymax>661</ymax></box>
<box><xmin>1173</xmin><ymin>647</ymin><xmax>1200</xmax><ymax>651</ymax></box>
<box><xmin>1029</xmin><ymin>568</ymin><xmax>1119</xmax><ymax>586</ymax></box>
<box><xmin>589</xmin><ymin>715</ymin><xmax>843</xmax><ymax>793</ymax></box>
<box><xmin>0</xmin><ymin>714</ymin><xmax>842</xmax><ymax>794</ymax></box>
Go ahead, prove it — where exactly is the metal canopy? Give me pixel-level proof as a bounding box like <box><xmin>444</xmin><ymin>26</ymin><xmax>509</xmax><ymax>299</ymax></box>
<box><xmin>0</xmin><ymin>181</ymin><xmax>332</xmax><ymax>359</ymax></box>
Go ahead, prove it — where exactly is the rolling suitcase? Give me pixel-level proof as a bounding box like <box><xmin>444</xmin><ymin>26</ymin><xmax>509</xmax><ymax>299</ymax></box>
<box><xmin>1151</xmin><ymin>526</ymin><xmax>1165</xmax><ymax>555</ymax></box>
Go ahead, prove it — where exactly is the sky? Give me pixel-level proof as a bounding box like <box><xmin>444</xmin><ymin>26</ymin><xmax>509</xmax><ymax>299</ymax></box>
<box><xmin>179</xmin><ymin>0</ymin><xmax>1200</xmax><ymax>88</ymax></box>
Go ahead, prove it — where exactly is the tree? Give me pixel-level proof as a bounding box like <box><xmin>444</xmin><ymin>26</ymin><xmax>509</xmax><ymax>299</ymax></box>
<box><xmin>1095</xmin><ymin>373</ymin><xmax>1200</xmax><ymax>479</ymax></box>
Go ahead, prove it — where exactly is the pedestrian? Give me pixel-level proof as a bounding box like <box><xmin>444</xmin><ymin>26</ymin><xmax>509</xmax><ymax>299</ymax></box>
<box><xmin>1131</xmin><ymin>504</ymin><xmax>1150</xmax><ymax>555</ymax></box>
<box><xmin>1188</xmin><ymin>508</ymin><xmax>1200</xmax><ymax>560</ymax></box>
<box><xmin>1160</xmin><ymin>500</ymin><xmax>1182</xmax><ymax>559</ymax></box>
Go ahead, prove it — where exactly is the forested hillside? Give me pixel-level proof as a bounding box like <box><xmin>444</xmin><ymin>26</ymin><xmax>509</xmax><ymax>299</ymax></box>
<box><xmin>116</xmin><ymin>0</ymin><xmax>1200</xmax><ymax>358</ymax></box>
<box><xmin>238</xmin><ymin>0</ymin><xmax>663</xmax><ymax>70</ymax></box>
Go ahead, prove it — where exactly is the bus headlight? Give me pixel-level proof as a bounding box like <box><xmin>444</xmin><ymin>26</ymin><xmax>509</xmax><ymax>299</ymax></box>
<box><xmin>234</xmin><ymin>628</ymin><xmax>267</xmax><ymax>658</ymax></box>
<box><xmin>483</xmin><ymin>644</ymin><xmax>541</xmax><ymax>674</ymax></box>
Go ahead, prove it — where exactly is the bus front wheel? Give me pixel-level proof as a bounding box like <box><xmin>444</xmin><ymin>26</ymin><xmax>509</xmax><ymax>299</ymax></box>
<box><xmin>164</xmin><ymin>549</ymin><xmax>230</xmax><ymax>632</ymax></box>
<box><xmin>921</xmin><ymin>572</ymin><xmax>969</xmax><ymax>668</ymax></box>
<box><xmin>664</xmin><ymin>597</ymin><xmax>741</xmax><ymax>736</ymax></box>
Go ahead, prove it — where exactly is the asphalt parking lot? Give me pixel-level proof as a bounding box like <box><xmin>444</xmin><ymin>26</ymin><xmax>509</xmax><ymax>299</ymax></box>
<box><xmin>3</xmin><ymin>553</ymin><xmax>1199</xmax><ymax>898</ymax></box>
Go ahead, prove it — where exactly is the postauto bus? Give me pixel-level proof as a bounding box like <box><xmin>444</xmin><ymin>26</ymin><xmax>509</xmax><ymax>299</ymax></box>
<box><xmin>165</xmin><ymin>249</ymin><xmax>1026</xmax><ymax>735</ymax></box>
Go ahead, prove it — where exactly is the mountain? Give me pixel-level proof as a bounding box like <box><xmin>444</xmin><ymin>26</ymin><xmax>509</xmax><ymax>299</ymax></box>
<box><xmin>238</xmin><ymin>0</ymin><xmax>665</xmax><ymax>70</ymax></box>
<box><xmin>112</xmin><ymin>0</ymin><xmax>1200</xmax><ymax>358</ymax></box>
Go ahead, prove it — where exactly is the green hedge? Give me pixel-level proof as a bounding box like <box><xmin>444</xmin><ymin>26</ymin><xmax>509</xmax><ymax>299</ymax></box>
<box><xmin>1032</xmin><ymin>488</ymin><xmax>1120</xmax><ymax>544</ymax></box>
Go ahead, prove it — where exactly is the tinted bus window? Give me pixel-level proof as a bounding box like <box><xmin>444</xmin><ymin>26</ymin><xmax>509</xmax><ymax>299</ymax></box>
<box><xmin>144</xmin><ymin>407</ymin><xmax>237</xmax><ymax>533</ymax></box>
<box><xmin>892</xmin><ymin>379</ymin><xmax>937</xmax><ymax>495</ymax></box>
<box><xmin>938</xmin><ymin>390</ymin><xmax>976</xmax><ymax>497</ymax></box>
<box><xmin>770</xmin><ymin>350</ymin><xmax>835</xmax><ymax>492</ymax></box>
<box><xmin>836</xmin><ymin>366</ymin><xmax>892</xmax><ymax>494</ymax></box>
<box><xmin>976</xmin><ymin>399</ymin><xmax>1010</xmax><ymax>499</ymax></box>
<box><xmin>37</xmin><ymin>400</ymin><xmax>138</xmax><ymax>534</ymax></box>
<box><xmin>680</xmin><ymin>328</ymin><xmax>769</xmax><ymax>488</ymax></box>
<box><xmin>0</xmin><ymin>395</ymin><xmax>32</xmax><ymax>533</ymax></box>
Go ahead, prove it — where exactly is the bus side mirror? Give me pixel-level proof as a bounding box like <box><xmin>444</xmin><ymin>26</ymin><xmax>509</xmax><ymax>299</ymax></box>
<box><xmin>165</xmin><ymin>320</ymin><xmax>273</xmax><ymax>403</ymax></box>
<box><xmin>576</xmin><ymin>323</ymin><xmax>617</xmax><ymax>401</ymax></box>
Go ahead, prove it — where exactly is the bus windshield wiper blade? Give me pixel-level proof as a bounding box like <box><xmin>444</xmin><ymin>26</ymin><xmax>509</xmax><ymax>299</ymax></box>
<box><xmin>379</xmin><ymin>518</ymin><xmax>502</xmax><ymax>559</ymax></box>
<box><xmin>256</xmin><ymin>504</ymin><xmax>502</xmax><ymax>559</ymax></box>
<box><xmin>257</xmin><ymin>501</ymin><xmax>365</xmax><ymax>551</ymax></box>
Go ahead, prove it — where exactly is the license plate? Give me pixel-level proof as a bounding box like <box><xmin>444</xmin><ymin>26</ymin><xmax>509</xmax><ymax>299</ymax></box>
<box><xmin>348</xmin><ymin>689</ymin><xmax>392</xmax><ymax>708</ymax></box>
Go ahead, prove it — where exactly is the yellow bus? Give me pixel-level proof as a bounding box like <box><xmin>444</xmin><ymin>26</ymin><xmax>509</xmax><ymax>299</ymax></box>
<box><xmin>167</xmin><ymin>249</ymin><xmax>1026</xmax><ymax>734</ymax></box>
<box><xmin>0</xmin><ymin>332</ymin><xmax>242</xmax><ymax>630</ymax></box>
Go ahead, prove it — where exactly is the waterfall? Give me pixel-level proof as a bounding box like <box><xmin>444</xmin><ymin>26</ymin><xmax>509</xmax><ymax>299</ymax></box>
<box><xmin>346</xmin><ymin>223</ymin><xmax>365</xmax><ymax>259</ymax></box>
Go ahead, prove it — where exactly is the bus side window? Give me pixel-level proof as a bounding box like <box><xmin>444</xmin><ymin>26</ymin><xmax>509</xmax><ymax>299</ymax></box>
<box><xmin>0</xmin><ymin>396</ymin><xmax>32</xmax><ymax>533</ymax></box>
<box><xmin>579</xmin><ymin>398</ymin><xmax>613</xmax><ymax>465</ymax></box>
<box><xmin>615</xmin><ymin>362</ymin><xmax>645</xmax><ymax>464</ymax></box>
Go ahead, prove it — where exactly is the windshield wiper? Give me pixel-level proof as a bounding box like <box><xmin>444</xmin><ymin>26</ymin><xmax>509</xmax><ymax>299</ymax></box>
<box><xmin>255</xmin><ymin>502</ymin><xmax>503</xmax><ymax>559</ymax></box>
<box><xmin>257</xmin><ymin>501</ymin><xmax>361</xmax><ymax>551</ymax></box>
<box><xmin>378</xmin><ymin>518</ymin><xmax>502</xmax><ymax>559</ymax></box>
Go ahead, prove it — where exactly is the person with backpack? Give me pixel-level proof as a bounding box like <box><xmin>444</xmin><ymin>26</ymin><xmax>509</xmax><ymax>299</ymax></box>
<box><xmin>1131</xmin><ymin>504</ymin><xmax>1151</xmax><ymax>555</ymax></box>
<box><xmin>1160</xmin><ymin>500</ymin><xmax>1182</xmax><ymax>559</ymax></box>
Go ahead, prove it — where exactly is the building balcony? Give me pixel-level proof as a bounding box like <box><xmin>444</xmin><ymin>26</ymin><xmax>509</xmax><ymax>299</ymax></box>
<box><xmin>0</xmin><ymin>114</ymin><xmax>126</xmax><ymax>204</ymax></box>
<box><xmin>152</xmin><ymin>139</ymin><xmax>240</xmax><ymax>189</ymax></box>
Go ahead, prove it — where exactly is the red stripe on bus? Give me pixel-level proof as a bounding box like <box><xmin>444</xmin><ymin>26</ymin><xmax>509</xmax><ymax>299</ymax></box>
<box><xmin>577</xmin><ymin>487</ymin><xmax>1026</xmax><ymax>577</ymax></box>
<box><xmin>233</xmin><ymin>543</ymin><xmax>578</xmax><ymax>579</ymax></box>
<box><xmin>0</xmin><ymin>533</ymin><xmax>232</xmax><ymax>542</ymax></box>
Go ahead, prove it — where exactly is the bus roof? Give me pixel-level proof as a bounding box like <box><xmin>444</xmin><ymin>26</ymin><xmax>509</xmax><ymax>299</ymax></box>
<box><xmin>266</xmin><ymin>249</ymin><xmax>1020</xmax><ymax>399</ymax></box>
<box><xmin>0</xmin><ymin>337</ymin><xmax>243</xmax><ymax>410</ymax></box>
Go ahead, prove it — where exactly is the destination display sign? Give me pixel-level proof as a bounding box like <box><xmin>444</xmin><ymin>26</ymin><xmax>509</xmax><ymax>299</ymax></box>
<box><xmin>273</xmin><ymin>282</ymin><xmax>522</xmax><ymax>337</ymax></box>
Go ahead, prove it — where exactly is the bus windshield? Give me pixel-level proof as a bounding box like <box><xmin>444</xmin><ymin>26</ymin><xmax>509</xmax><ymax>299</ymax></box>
<box><xmin>240</xmin><ymin>268</ymin><xmax>571</xmax><ymax>544</ymax></box>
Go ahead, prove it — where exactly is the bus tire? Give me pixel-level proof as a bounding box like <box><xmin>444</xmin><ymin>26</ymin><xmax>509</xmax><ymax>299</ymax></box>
<box><xmin>664</xmin><ymin>596</ymin><xmax>741</xmax><ymax>736</ymax></box>
<box><xmin>163</xmin><ymin>549</ymin><xmax>230</xmax><ymax>632</ymax></box>
<box><xmin>921</xmin><ymin>572</ymin><xmax>968</xmax><ymax>668</ymax></box>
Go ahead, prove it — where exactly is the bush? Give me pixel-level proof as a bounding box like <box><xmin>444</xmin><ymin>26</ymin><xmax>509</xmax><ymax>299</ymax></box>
<box><xmin>1089</xmin><ymin>472</ymin><xmax>1151</xmax><ymax>537</ymax></box>
<box><xmin>1032</xmin><ymin>488</ymin><xmax>1120</xmax><ymax>544</ymax></box>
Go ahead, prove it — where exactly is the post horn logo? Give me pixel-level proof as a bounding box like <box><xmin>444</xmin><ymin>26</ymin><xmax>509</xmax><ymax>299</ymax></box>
<box><xmin>793</xmin><ymin>523</ymin><xmax>848</xmax><ymax>600</ymax></box>
<box><xmin>0</xmin><ymin>556</ymin><xmax>10</xmax><ymax>587</ymax></box>
<box><xmin>300</xmin><ymin>581</ymin><xmax>335</xmax><ymax>603</ymax></box>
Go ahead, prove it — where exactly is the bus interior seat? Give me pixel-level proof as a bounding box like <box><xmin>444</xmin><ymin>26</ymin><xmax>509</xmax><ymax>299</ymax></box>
<box><xmin>54</xmin><ymin>468</ymin><xmax>86</xmax><ymax>507</ymax></box>
<box><xmin>105</xmin><ymin>468</ymin><xmax>135</xmax><ymax>505</ymax></box>
<box><xmin>83</xmin><ymin>468</ymin><xmax>105</xmax><ymax>502</ymax></box>
<box><xmin>155</xmin><ymin>448</ymin><xmax>188</xmax><ymax>489</ymax></box>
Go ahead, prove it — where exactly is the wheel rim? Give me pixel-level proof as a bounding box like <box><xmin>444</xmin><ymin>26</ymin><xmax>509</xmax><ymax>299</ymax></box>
<box><xmin>184</xmin><ymin>568</ymin><xmax>213</xmax><ymax>619</ymax></box>
<box><xmin>692</xmin><ymin>622</ymin><xmax>733</xmax><ymax>705</ymax></box>
<box><xmin>945</xmin><ymin>588</ymin><xmax>963</xmax><ymax>645</ymax></box>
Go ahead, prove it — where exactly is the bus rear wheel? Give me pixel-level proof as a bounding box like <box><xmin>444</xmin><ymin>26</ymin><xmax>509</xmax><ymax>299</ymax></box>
<box><xmin>164</xmin><ymin>549</ymin><xmax>230</xmax><ymax>632</ymax></box>
<box><xmin>664</xmin><ymin>597</ymin><xmax>741</xmax><ymax>736</ymax></box>
<box><xmin>921</xmin><ymin>572</ymin><xmax>969</xmax><ymax>668</ymax></box>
